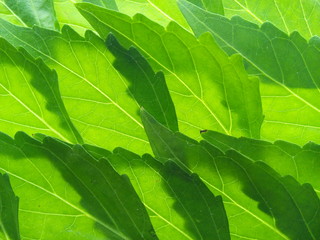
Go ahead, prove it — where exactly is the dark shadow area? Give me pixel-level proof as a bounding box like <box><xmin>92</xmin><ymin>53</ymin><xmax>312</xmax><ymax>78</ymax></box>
<box><xmin>157</xmin><ymin>158</ymin><xmax>230</xmax><ymax>240</ymax></box>
<box><xmin>219</xmin><ymin>149</ymin><xmax>320</xmax><ymax>240</ymax></box>
<box><xmin>0</xmin><ymin>38</ymin><xmax>82</xmax><ymax>143</ymax></box>
<box><xmin>106</xmin><ymin>146</ymin><xmax>230</xmax><ymax>240</ymax></box>
<box><xmin>0</xmin><ymin>132</ymin><xmax>158</xmax><ymax>239</ymax></box>
<box><xmin>106</xmin><ymin>34</ymin><xmax>178</xmax><ymax>132</ymax></box>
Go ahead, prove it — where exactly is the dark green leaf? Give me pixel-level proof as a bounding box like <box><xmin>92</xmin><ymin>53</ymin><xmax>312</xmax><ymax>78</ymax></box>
<box><xmin>202</xmin><ymin>131</ymin><xmax>320</xmax><ymax>197</ymax></box>
<box><xmin>87</xmin><ymin>145</ymin><xmax>230</xmax><ymax>240</ymax></box>
<box><xmin>0</xmin><ymin>131</ymin><xmax>158</xmax><ymax>239</ymax></box>
<box><xmin>0</xmin><ymin>173</ymin><xmax>20</xmax><ymax>240</ymax></box>
<box><xmin>179</xmin><ymin>0</ymin><xmax>320</xmax><ymax>145</ymax></box>
<box><xmin>4</xmin><ymin>0</ymin><xmax>59</xmax><ymax>30</ymax></box>
<box><xmin>141</xmin><ymin>108</ymin><xmax>320</xmax><ymax>239</ymax></box>
<box><xmin>76</xmin><ymin>3</ymin><xmax>263</xmax><ymax>140</ymax></box>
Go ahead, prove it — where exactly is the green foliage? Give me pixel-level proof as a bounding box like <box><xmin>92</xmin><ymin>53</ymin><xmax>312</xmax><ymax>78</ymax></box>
<box><xmin>0</xmin><ymin>174</ymin><xmax>19</xmax><ymax>240</ymax></box>
<box><xmin>0</xmin><ymin>0</ymin><xmax>319</xmax><ymax>239</ymax></box>
<box><xmin>179</xmin><ymin>0</ymin><xmax>320</xmax><ymax>145</ymax></box>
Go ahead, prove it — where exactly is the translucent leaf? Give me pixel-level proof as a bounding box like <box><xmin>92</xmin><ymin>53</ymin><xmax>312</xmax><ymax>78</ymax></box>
<box><xmin>141</xmin><ymin>109</ymin><xmax>320</xmax><ymax>240</ymax></box>
<box><xmin>221</xmin><ymin>0</ymin><xmax>320</xmax><ymax>40</ymax></box>
<box><xmin>202</xmin><ymin>131</ymin><xmax>320</xmax><ymax>197</ymax></box>
<box><xmin>0</xmin><ymin>20</ymin><xmax>177</xmax><ymax>154</ymax></box>
<box><xmin>4</xmin><ymin>0</ymin><xmax>59</xmax><ymax>30</ymax></box>
<box><xmin>77</xmin><ymin>3</ymin><xmax>263</xmax><ymax>140</ymax></box>
<box><xmin>86</xmin><ymin>145</ymin><xmax>230</xmax><ymax>240</ymax></box>
<box><xmin>0</xmin><ymin>131</ymin><xmax>157</xmax><ymax>239</ymax></box>
<box><xmin>179</xmin><ymin>0</ymin><xmax>320</xmax><ymax>145</ymax></box>
<box><xmin>0</xmin><ymin>38</ymin><xmax>82</xmax><ymax>143</ymax></box>
<box><xmin>0</xmin><ymin>174</ymin><xmax>20</xmax><ymax>240</ymax></box>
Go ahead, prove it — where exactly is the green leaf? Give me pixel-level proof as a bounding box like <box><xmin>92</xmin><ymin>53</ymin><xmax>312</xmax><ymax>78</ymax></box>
<box><xmin>0</xmin><ymin>174</ymin><xmax>20</xmax><ymax>240</ymax></box>
<box><xmin>0</xmin><ymin>131</ymin><xmax>157</xmax><ymax>239</ymax></box>
<box><xmin>55</xmin><ymin>0</ymin><xmax>192</xmax><ymax>34</ymax></box>
<box><xmin>221</xmin><ymin>0</ymin><xmax>320</xmax><ymax>40</ymax></box>
<box><xmin>84</xmin><ymin>0</ymin><xmax>118</xmax><ymax>10</ymax></box>
<box><xmin>186</xmin><ymin>0</ymin><xmax>224</xmax><ymax>15</ymax></box>
<box><xmin>202</xmin><ymin>131</ymin><xmax>320</xmax><ymax>197</ymax></box>
<box><xmin>179</xmin><ymin>0</ymin><xmax>320</xmax><ymax>145</ymax></box>
<box><xmin>54</xmin><ymin>0</ymin><xmax>93</xmax><ymax>35</ymax></box>
<box><xmin>0</xmin><ymin>0</ymin><xmax>26</xmax><ymax>27</ymax></box>
<box><xmin>77</xmin><ymin>3</ymin><xmax>263</xmax><ymax>140</ymax></box>
<box><xmin>86</xmin><ymin>145</ymin><xmax>230</xmax><ymax>240</ymax></box>
<box><xmin>0</xmin><ymin>20</ymin><xmax>177</xmax><ymax>154</ymax></box>
<box><xmin>114</xmin><ymin>0</ymin><xmax>191</xmax><ymax>30</ymax></box>
<box><xmin>225</xmin><ymin>150</ymin><xmax>320</xmax><ymax>240</ymax></box>
<box><xmin>4</xmin><ymin>0</ymin><xmax>59</xmax><ymax>30</ymax></box>
<box><xmin>0</xmin><ymin>38</ymin><xmax>82</xmax><ymax>144</ymax></box>
<box><xmin>42</xmin><ymin>137</ymin><xmax>158</xmax><ymax>240</ymax></box>
<box><xmin>106</xmin><ymin>34</ymin><xmax>178</xmax><ymax>132</ymax></box>
<box><xmin>141</xmin><ymin>109</ymin><xmax>320</xmax><ymax>240</ymax></box>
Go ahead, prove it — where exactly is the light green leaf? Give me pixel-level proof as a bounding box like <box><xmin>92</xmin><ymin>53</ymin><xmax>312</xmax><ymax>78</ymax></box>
<box><xmin>221</xmin><ymin>0</ymin><xmax>320</xmax><ymax>40</ymax></box>
<box><xmin>112</xmin><ymin>0</ymin><xmax>191</xmax><ymax>30</ymax></box>
<box><xmin>0</xmin><ymin>131</ymin><xmax>157</xmax><ymax>239</ymax></box>
<box><xmin>0</xmin><ymin>38</ymin><xmax>82</xmax><ymax>144</ymax></box>
<box><xmin>0</xmin><ymin>174</ymin><xmax>20</xmax><ymax>240</ymax></box>
<box><xmin>86</xmin><ymin>145</ymin><xmax>230</xmax><ymax>240</ymax></box>
<box><xmin>4</xmin><ymin>0</ymin><xmax>59</xmax><ymax>30</ymax></box>
<box><xmin>202</xmin><ymin>131</ymin><xmax>320</xmax><ymax>197</ymax></box>
<box><xmin>0</xmin><ymin>20</ymin><xmax>177</xmax><ymax>154</ymax></box>
<box><xmin>55</xmin><ymin>0</ymin><xmax>190</xmax><ymax>34</ymax></box>
<box><xmin>141</xmin><ymin>108</ymin><xmax>320</xmax><ymax>240</ymax></box>
<box><xmin>179</xmin><ymin>0</ymin><xmax>320</xmax><ymax>145</ymax></box>
<box><xmin>77</xmin><ymin>3</ymin><xmax>263</xmax><ymax>140</ymax></box>
<box><xmin>0</xmin><ymin>0</ymin><xmax>26</xmax><ymax>26</ymax></box>
<box><xmin>54</xmin><ymin>0</ymin><xmax>94</xmax><ymax>35</ymax></box>
<box><xmin>84</xmin><ymin>0</ymin><xmax>117</xmax><ymax>10</ymax></box>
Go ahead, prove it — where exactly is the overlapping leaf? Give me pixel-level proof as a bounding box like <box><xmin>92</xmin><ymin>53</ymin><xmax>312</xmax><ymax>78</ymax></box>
<box><xmin>0</xmin><ymin>131</ymin><xmax>158</xmax><ymax>239</ymax></box>
<box><xmin>0</xmin><ymin>0</ymin><xmax>26</xmax><ymax>27</ymax></box>
<box><xmin>0</xmin><ymin>20</ymin><xmax>178</xmax><ymax>154</ymax></box>
<box><xmin>0</xmin><ymin>174</ymin><xmax>20</xmax><ymax>240</ymax></box>
<box><xmin>114</xmin><ymin>0</ymin><xmax>191</xmax><ymax>29</ymax></box>
<box><xmin>141</xmin><ymin>109</ymin><xmax>320</xmax><ymax>240</ymax></box>
<box><xmin>4</xmin><ymin>0</ymin><xmax>59</xmax><ymax>30</ymax></box>
<box><xmin>221</xmin><ymin>0</ymin><xmax>320</xmax><ymax>39</ymax></box>
<box><xmin>0</xmin><ymin>38</ymin><xmax>81</xmax><ymax>143</ymax></box>
<box><xmin>87</xmin><ymin>145</ymin><xmax>230</xmax><ymax>240</ymax></box>
<box><xmin>77</xmin><ymin>4</ymin><xmax>263</xmax><ymax>140</ymax></box>
<box><xmin>0</xmin><ymin>1</ymin><xmax>319</xmax><ymax>239</ymax></box>
<box><xmin>54</xmin><ymin>0</ymin><xmax>94</xmax><ymax>35</ymax></box>
<box><xmin>84</xmin><ymin>0</ymin><xmax>117</xmax><ymax>10</ymax></box>
<box><xmin>202</xmin><ymin>131</ymin><xmax>320</xmax><ymax>197</ymax></box>
<box><xmin>179</xmin><ymin>0</ymin><xmax>320</xmax><ymax>145</ymax></box>
<box><xmin>186</xmin><ymin>0</ymin><xmax>224</xmax><ymax>15</ymax></box>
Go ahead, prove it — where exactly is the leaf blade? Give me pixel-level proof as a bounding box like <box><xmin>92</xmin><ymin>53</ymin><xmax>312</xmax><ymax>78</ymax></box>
<box><xmin>0</xmin><ymin>38</ymin><xmax>82</xmax><ymax>144</ymax></box>
<box><xmin>87</xmin><ymin>145</ymin><xmax>230</xmax><ymax>240</ymax></box>
<box><xmin>4</xmin><ymin>0</ymin><xmax>59</xmax><ymax>30</ymax></box>
<box><xmin>77</xmin><ymin>3</ymin><xmax>263</xmax><ymax>140</ymax></box>
<box><xmin>0</xmin><ymin>131</ymin><xmax>158</xmax><ymax>239</ymax></box>
<box><xmin>0</xmin><ymin>20</ymin><xmax>177</xmax><ymax>154</ymax></box>
<box><xmin>179</xmin><ymin>0</ymin><xmax>320</xmax><ymax>145</ymax></box>
<box><xmin>0</xmin><ymin>173</ymin><xmax>20</xmax><ymax>240</ymax></box>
